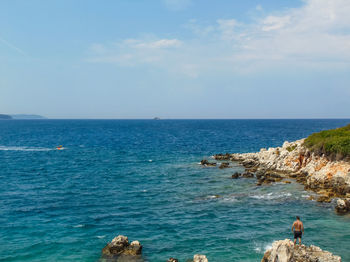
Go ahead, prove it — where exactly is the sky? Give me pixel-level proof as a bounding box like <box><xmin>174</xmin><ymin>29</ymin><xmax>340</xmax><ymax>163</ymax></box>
<box><xmin>1</xmin><ymin>0</ymin><xmax>350</xmax><ymax>119</ymax></box>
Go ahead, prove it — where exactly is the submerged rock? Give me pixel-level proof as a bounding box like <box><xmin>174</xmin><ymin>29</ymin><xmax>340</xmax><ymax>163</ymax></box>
<box><xmin>242</xmin><ymin>171</ymin><xmax>254</xmax><ymax>178</ymax></box>
<box><xmin>219</xmin><ymin>162</ymin><xmax>230</xmax><ymax>169</ymax></box>
<box><xmin>200</xmin><ymin>160</ymin><xmax>216</xmax><ymax>167</ymax></box>
<box><xmin>261</xmin><ymin>239</ymin><xmax>341</xmax><ymax>262</ymax></box>
<box><xmin>317</xmin><ymin>195</ymin><xmax>332</xmax><ymax>203</ymax></box>
<box><xmin>232</xmin><ymin>172</ymin><xmax>241</xmax><ymax>179</ymax></box>
<box><xmin>102</xmin><ymin>235</ymin><xmax>143</xmax><ymax>261</ymax></box>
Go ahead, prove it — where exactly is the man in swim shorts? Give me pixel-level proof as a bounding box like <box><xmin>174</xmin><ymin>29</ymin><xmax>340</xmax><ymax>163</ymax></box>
<box><xmin>291</xmin><ymin>216</ymin><xmax>304</xmax><ymax>245</ymax></box>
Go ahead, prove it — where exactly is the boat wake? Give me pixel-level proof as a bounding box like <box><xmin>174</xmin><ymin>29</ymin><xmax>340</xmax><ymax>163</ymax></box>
<box><xmin>0</xmin><ymin>146</ymin><xmax>55</xmax><ymax>151</ymax></box>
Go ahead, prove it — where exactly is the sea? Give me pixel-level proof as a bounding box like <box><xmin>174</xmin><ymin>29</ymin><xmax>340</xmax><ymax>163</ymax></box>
<box><xmin>1</xmin><ymin>119</ymin><xmax>350</xmax><ymax>262</ymax></box>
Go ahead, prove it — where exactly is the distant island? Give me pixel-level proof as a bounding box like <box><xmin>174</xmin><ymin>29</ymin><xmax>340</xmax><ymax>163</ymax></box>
<box><xmin>0</xmin><ymin>114</ymin><xmax>12</xmax><ymax>120</ymax></box>
<box><xmin>0</xmin><ymin>114</ymin><xmax>46</xmax><ymax>120</ymax></box>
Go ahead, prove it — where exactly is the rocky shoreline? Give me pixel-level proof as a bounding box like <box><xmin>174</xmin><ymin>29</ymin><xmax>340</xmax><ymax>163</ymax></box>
<box><xmin>100</xmin><ymin>138</ymin><xmax>349</xmax><ymax>261</ymax></box>
<box><xmin>209</xmin><ymin>138</ymin><xmax>350</xmax><ymax>214</ymax></box>
<box><xmin>101</xmin><ymin>235</ymin><xmax>341</xmax><ymax>261</ymax></box>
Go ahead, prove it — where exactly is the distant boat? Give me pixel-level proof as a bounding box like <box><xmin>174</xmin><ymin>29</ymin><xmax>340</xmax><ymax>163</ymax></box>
<box><xmin>153</xmin><ymin>117</ymin><xmax>160</xmax><ymax>120</ymax></box>
<box><xmin>56</xmin><ymin>145</ymin><xmax>64</xmax><ymax>150</ymax></box>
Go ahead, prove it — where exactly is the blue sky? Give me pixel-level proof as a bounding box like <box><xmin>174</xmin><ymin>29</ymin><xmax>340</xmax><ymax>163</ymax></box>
<box><xmin>1</xmin><ymin>0</ymin><xmax>350</xmax><ymax>118</ymax></box>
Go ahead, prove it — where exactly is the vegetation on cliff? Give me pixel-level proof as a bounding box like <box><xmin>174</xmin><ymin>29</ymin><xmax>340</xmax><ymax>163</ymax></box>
<box><xmin>304</xmin><ymin>124</ymin><xmax>350</xmax><ymax>161</ymax></box>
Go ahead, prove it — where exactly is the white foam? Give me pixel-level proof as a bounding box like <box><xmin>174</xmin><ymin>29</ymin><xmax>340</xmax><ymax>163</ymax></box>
<box><xmin>254</xmin><ymin>247</ymin><xmax>261</xmax><ymax>252</ymax></box>
<box><xmin>97</xmin><ymin>235</ymin><xmax>106</xmax><ymax>239</ymax></box>
<box><xmin>253</xmin><ymin>241</ymin><xmax>273</xmax><ymax>254</ymax></box>
<box><xmin>250</xmin><ymin>192</ymin><xmax>292</xmax><ymax>200</ymax></box>
<box><xmin>208</xmin><ymin>195</ymin><xmax>219</xmax><ymax>199</ymax></box>
<box><xmin>265</xmin><ymin>243</ymin><xmax>273</xmax><ymax>252</ymax></box>
<box><xmin>221</xmin><ymin>196</ymin><xmax>237</xmax><ymax>202</ymax></box>
<box><xmin>73</xmin><ymin>224</ymin><xmax>84</xmax><ymax>228</ymax></box>
<box><xmin>0</xmin><ymin>146</ymin><xmax>54</xmax><ymax>151</ymax></box>
<box><xmin>148</xmin><ymin>159</ymin><xmax>153</xmax><ymax>162</ymax></box>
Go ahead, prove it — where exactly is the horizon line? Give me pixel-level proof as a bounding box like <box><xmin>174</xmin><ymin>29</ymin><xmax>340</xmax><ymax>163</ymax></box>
<box><xmin>5</xmin><ymin>117</ymin><xmax>350</xmax><ymax>120</ymax></box>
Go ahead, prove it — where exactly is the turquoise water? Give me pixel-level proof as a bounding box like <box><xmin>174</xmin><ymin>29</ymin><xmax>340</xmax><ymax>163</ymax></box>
<box><xmin>1</xmin><ymin>119</ymin><xmax>350</xmax><ymax>262</ymax></box>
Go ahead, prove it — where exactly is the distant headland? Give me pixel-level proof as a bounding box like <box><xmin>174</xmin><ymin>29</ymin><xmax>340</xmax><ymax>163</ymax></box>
<box><xmin>0</xmin><ymin>114</ymin><xmax>46</xmax><ymax>120</ymax></box>
<box><xmin>0</xmin><ymin>114</ymin><xmax>12</xmax><ymax>120</ymax></box>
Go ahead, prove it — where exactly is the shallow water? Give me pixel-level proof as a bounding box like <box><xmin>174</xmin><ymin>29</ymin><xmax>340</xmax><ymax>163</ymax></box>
<box><xmin>1</xmin><ymin>119</ymin><xmax>350</xmax><ymax>262</ymax></box>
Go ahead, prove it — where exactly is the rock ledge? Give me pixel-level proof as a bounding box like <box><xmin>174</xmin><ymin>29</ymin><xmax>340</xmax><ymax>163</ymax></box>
<box><xmin>261</xmin><ymin>239</ymin><xmax>341</xmax><ymax>262</ymax></box>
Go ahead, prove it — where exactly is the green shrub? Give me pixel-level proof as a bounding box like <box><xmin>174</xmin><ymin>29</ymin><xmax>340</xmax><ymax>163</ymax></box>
<box><xmin>286</xmin><ymin>144</ymin><xmax>297</xmax><ymax>152</ymax></box>
<box><xmin>303</xmin><ymin>124</ymin><xmax>350</xmax><ymax>161</ymax></box>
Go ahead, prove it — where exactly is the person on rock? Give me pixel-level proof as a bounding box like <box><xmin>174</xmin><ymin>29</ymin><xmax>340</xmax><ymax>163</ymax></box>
<box><xmin>292</xmin><ymin>216</ymin><xmax>304</xmax><ymax>245</ymax></box>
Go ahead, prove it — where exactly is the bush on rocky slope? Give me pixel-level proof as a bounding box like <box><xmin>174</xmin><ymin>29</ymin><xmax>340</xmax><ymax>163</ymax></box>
<box><xmin>304</xmin><ymin>124</ymin><xmax>350</xmax><ymax>161</ymax></box>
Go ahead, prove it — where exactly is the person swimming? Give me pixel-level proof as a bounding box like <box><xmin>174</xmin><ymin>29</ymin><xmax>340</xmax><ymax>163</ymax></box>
<box><xmin>292</xmin><ymin>216</ymin><xmax>304</xmax><ymax>245</ymax></box>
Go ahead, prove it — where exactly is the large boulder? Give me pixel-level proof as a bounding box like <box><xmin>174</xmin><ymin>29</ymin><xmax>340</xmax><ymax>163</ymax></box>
<box><xmin>261</xmin><ymin>239</ymin><xmax>341</xmax><ymax>262</ymax></box>
<box><xmin>102</xmin><ymin>235</ymin><xmax>143</xmax><ymax>261</ymax></box>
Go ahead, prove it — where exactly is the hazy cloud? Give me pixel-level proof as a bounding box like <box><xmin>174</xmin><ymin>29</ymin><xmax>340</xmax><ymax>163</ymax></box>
<box><xmin>0</xmin><ymin>36</ymin><xmax>25</xmax><ymax>55</ymax></box>
<box><xmin>88</xmin><ymin>0</ymin><xmax>350</xmax><ymax>76</ymax></box>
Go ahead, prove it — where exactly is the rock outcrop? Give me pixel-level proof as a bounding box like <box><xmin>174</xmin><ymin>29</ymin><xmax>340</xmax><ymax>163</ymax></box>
<box><xmin>193</xmin><ymin>254</ymin><xmax>208</xmax><ymax>262</ymax></box>
<box><xmin>101</xmin><ymin>235</ymin><xmax>143</xmax><ymax>261</ymax></box>
<box><xmin>335</xmin><ymin>198</ymin><xmax>350</xmax><ymax>213</ymax></box>
<box><xmin>214</xmin><ymin>139</ymin><xmax>350</xmax><ymax>213</ymax></box>
<box><xmin>261</xmin><ymin>239</ymin><xmax>341</xmax><ymax>262</ymax></box>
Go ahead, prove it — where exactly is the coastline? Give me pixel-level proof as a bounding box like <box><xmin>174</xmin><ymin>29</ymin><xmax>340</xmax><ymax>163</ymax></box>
<box><xmin>101</xmin><ymin>235</ymin><xmax>342</xmax><ymax>262</ymax></box>
<box><xmin>213</xmin><ymin>138</ymin><xmax>350</xmax><ymax>213</ymax></box>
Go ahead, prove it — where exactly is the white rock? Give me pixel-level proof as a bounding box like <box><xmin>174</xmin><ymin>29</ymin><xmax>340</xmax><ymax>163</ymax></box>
<box><xmin>193</xmin><ymin>254</ymin><xmax>208</xmax><ymax>262</ymax></box>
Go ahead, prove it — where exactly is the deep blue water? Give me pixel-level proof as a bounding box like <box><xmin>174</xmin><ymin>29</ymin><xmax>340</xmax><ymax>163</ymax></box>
<box><xmin>1</xmin><ymin>119</ymin><xmax>350</xmax><ymax>262</ymax></box>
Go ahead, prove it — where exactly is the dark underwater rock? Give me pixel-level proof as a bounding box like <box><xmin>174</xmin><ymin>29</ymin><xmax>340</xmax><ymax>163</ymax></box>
<box><xmin>232</xmin><ymin>172</ymin><xmax>241</xmax><ymax>179</ymax></box>
<box><xmin>242</xmin><ymin>171</ymin><xmax>254</xmax><ymax>178</ymax></box>
<box><xmin>219</xmin><ymin>162</ymin><xmax>230</xmax><ymax>169</ymax></box>
<box><xmin>200</xmin><ymin>160</ymin><xmax>216</xmax><ymax>167</ymax></box>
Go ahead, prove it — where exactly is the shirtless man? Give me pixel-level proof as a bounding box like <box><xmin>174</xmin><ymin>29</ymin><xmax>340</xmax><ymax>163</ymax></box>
<box><xmin>291</xmin><ymin>216</ymin><xmax>304</xmax><ymax>245</ymax></box>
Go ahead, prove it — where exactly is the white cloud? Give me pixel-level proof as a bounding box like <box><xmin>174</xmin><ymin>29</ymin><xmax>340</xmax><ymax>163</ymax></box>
<box><xmin>217</xmin><ymin>19</ymin><xmax>238</xmax><ymax>40</ymax></box>
<box><xmin>256</xmin><ymin>5</ymin><xmax>263</xmax><ymax>11</ymax></box>
<box><xmin>185</xmin><ymin>19</ymin><xmax>215</xmax><ymax>37</ymax></box>
<box><xmin>129</xmin><ymin>39</ymin><xmax>183</xmax><ymax>49</ymax></box>
<box><xmin>88</xmin><ymin>0</ymin><xmax>350</xmax><ymax>76</ymax></box>
<box><xmin>262</xmin><ymin>15</ymin><xmax>291</xmax><ymax>31</ymax></box>
<box><xmin>87</xmin><ymin>38</ymin><xmax>183</xmax><ymax>68</ymax></box>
